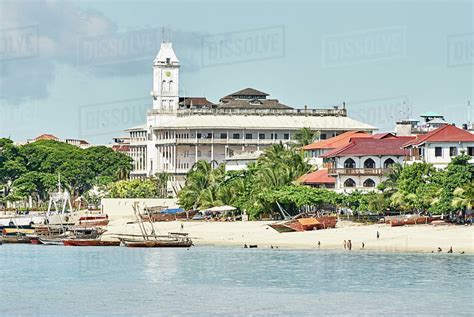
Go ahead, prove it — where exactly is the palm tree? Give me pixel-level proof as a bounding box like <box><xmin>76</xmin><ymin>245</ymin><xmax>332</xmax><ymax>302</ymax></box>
<box><xmin>293</xmin><ymin>128</ymin><xmax>319</xmax><ymax>147</ymax></box>
<box><xmin>452</xmin><ymin>182</ymin><xmax>474</xmax><ymax>211</ymax></box>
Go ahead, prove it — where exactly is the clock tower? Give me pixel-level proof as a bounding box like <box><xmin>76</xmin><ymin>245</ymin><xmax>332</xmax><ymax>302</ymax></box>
<box><xmin>151</xmin><ymin>41</ymin><xmax>180</xmax><ymax>111</ymax></box>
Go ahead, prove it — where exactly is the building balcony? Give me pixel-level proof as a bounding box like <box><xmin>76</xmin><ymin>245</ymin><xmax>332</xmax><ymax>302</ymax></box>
<box><xmin>328</xmin><ymin>168</ymin><xmax>391</xmax><ymax>176</ymax></box>
<box><xmin>148</xmin><ymin>107</ymin><xmax>347</xmax><ymax>117</ymax></box>
<box><xmin>153</xmin><ymin>138</ymin><xmax>291</xmax><ymax>146</ymax></box>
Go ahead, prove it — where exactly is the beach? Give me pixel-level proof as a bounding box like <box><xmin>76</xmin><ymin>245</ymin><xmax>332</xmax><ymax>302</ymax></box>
<box><xmin>104</xmin><ymin>219</ymin><xmax>474</xmax><ymax>253</ymax></box>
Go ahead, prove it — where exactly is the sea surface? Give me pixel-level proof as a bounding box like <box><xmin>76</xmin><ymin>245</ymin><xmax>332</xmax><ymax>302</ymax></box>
<box><xmin>0</xmin><ymin>245</ymin><xmax>473</xmax><ymax>316</ymax></box>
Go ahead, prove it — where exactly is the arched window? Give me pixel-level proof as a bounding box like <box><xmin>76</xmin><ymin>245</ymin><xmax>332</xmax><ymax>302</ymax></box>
<box><xmin>344</xmin><ymin>178</ymin><xmax>356</xmax><ymax>187</ymax></box>
<box><xmin>344</xmin><ymin>158</ymin><xmax>356</xmax><ymax>168</ymax></box>
<box><xmin>363</xmin><ymin>179</ymin><xmax>376</xmax><ymax>188</ymax></box>
<box><xmin>384</xmin><ymin>158</ymin><xmax>395</xmax><ymax>168</ymax></box>
<box><xmin>162</xmin><ymin>80</ymin><xmax>167</xmax><ymax>91</ymax></box>
<box><xmin>169</xmin><ymin>80</ymin><xmax>173</xmax><ymax>91</ymax></box>
<box><xmin>364</xmin><ymin>158</ymin><xmax>375</xmax><ymax>169</ymax></box>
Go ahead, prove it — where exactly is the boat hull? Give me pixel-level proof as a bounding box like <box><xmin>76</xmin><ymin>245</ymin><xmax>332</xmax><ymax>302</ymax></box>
<box><xmin>63</xmin><ymin>239</ymin><xmax>120</xmax><ymax>246</ymax></box>
<box><xmin>123</xmin><ymin>240</ymin><xmax>193</xmax><ymax>248</ymax></box>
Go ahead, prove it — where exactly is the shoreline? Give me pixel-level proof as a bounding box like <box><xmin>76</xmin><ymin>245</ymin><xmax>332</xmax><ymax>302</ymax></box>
<box><xmin>105</xmin><ymin>219</ymin><xmax>474</xmax><ymax>254</ymax></box>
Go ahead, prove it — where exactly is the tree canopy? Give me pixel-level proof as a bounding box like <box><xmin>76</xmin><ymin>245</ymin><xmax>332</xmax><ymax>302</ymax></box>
<box><xmin>0</xmin><ymin>139</ymin><xmax>132</xmax><ymax>206</ymax></box>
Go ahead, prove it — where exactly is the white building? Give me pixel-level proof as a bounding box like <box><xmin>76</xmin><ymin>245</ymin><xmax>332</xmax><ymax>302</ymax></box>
<box><xmin>127</xmin><ymin>41</ymin><xmax>376</xmax><ymax>186</ymax></box>
<box><xmin>403</xmin><ymin>124</ymin><xmax>474</xmax><ymax>168</ymax></box>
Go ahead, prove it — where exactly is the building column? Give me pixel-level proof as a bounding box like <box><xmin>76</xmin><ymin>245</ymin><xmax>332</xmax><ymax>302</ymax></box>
<box><xmin>195</xmin><ymin>145</ymin><xmax>198</xmax><ymax>163</ymax></box>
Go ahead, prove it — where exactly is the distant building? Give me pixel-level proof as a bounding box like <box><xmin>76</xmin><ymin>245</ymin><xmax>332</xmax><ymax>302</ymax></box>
<box><xmin>403</xmin><ymin>124</ymin><xmax>474</xmax><ymax>168</ymax></box>
<box><xmin>126</xmin><ymin>41</ymin><xmax>376</xmax><ymax>186</ymax></box>
<box><xmin>395</xmin><ymin>112</ymin><xmax>449</xmax><ymax>136</ymax></box>
<box><xmin>321</xmin><ymin>133</ymin><xmax>415</xmax><ymax>192</ymax></box>
<box><xmin>298</xmin><ymin>169</ymin><xmax>335</xmax><ymax>189</ymax></box>
<box><xmin>28</xmin><ymin>134</ymin><xmax>91</xmax><ymax>149</ymax></box>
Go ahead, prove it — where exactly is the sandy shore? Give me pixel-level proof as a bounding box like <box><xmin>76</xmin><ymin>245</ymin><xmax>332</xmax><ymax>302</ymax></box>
<box><xmin>104</xmin><ymin>219</ymin><xmax>474</xmax><ymax>253</ymax></box>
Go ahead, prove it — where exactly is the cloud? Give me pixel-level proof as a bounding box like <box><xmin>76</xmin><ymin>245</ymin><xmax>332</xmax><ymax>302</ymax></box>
<box><xmin>0</xmin><ymin>1</ymin><xmax>206</xmax><ymax>105</ymax></box>
<box><xmin>0</xmin><ymin>0</ymin><xmax>116</xmax><ymax>104</ymax></box>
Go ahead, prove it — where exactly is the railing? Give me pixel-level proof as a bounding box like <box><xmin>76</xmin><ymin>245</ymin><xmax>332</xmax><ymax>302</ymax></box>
<box><xmin>148</xmin><ymin>107</ymin><xmax>347</xmax><ymax>117</ymax></box>
<box><xmin>153</xmin><ymin>138</ymin><xmax>291</xmax><ymax>145</ymax></box>
<box><xmin>328</xmin><ymin>168</ymin><xmax>391</xmax><ymax>175</ymax></box>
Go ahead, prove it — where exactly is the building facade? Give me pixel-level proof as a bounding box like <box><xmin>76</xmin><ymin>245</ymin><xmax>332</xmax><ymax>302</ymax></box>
<box><xmin>127</xmin><ymin>42</ymin><xmax>376</xmax><ymax>187</ymax></box>
<box><xmin>321</xmin><ymin>134</ymin><xmax>414</xmax><ymax>192</ymax></box>
<box><xmin>403</xmin><ymin>124</ymin><xmax>474</xmax><ymax>168</ymax></box>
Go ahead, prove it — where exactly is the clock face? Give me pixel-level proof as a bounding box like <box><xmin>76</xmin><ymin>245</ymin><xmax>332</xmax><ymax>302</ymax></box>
<box><xmin>165</xmin><ymin>71</ymin><xmax>171</xmax><ymax>77</ymax></box>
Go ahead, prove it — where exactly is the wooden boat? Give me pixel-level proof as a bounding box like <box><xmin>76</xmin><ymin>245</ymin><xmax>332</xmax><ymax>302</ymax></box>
<box><xmin>268</xmin><ymin>223</ymin><xmax>297</xmax><ymax>233</ymax></box>
<box><xmin>38</xmin><ymin>237</ymin><xmax>64</xmax><ymax>245</ymax></box>
<box><xmin>390</xmin><ymin>218</ymin><xmax>405</xmax><ymax>227</ymax></box>
<box><xmin>269</xmin><ymin>215</ymin><xmax>338</xmax><ymax>233</ymax></box>
<box><xmin>63</xmin><ymin>239</ymin><xmax>120</xmax><ymax>247</ymax></box>
<box><xmin>122</xmin><ymin>239</ymin><xmax>192</xmax><ymax>248</ymax></box>
<box><xmin>2</xmin><ymin>228</ymin><xmax>34</xmax><ymax>243</ymax></box>
<box><xmin>75</xmin><ymin>215</ymin><xmax>109</xmax><ymax>227</ymax></box>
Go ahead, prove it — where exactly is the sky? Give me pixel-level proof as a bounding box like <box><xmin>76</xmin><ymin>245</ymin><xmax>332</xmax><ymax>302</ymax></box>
<box><xmin>0</xmin><ymin>0</ymin><xmax>472</xmax><ymax>144</ymax></box>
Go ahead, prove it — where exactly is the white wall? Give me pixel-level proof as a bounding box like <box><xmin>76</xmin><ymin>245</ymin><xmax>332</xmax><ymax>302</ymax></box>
<box><xmin>101</xmin><ymin>198</ymin><xmax>179</xmax><ymax>220</ymax></box>
<box><xmin>423</xmin><ymin>142</ymin><xmax>474</xmax><ymax>168</ymax></box>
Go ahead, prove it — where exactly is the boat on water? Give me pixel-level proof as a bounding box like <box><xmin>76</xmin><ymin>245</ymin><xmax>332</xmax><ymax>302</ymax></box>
<box><xmin>38</xmin><ymin>237</ymin><xmax>64</xmax><ymax>245</ymax></box>
<box><xmin>122</xmin><ymin>238</ymin><xmax>192</xmax><ymax>248</ymax></box>
<box><xmin>119</xmin><ymin>203</ymin><xmax>193</xmax><ymax>248</ymax></box>
<box><xmin>63</xmin><ymin>239</ymin><xmax>120</xmax><ymax>247</ymax></box>
<box><xmin>1</xmin><ymin>228</ymin><xmax>35</xmax><ymax>243</ymax></box>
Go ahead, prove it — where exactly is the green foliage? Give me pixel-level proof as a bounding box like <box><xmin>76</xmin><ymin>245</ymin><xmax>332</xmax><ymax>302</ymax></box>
<box><xmin>293</xmin><ymin>128</ymin><xmax>319</xmax><ymax>147</ymax></box>
<box><xmin>0</xmin><ymin>139</ymin><xmax>132</xmax><ymax>206</ymax></box>
<box><xmin>178</xmin><ymin>144</ymin><xmax>313</xmax><ymax>219</ymax></box>
<box><xmin>108</xmin><ymin>179</ymin><xmax>158</xmax><ymax>198</ymax></box>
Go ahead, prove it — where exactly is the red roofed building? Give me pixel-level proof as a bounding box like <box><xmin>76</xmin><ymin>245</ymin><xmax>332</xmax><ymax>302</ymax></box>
<box><xmin>303</xmin><ymin>131</ymin><xmax>373</xmax><ymax>167</ymax></box>
<box><xmin>321</xmin><ymin>136</ymin><xmax>415</xmax><ymax>192</ymax></box>
<box><xmin>403</xmin><ymin>124</ymin><xmax>474</xmax><ymax>168</ymax></box>
<box><xmin>298</xmin><ymin>169</ymin><xmax>335</xmax><ymax>188</ymax></box>
<box><xmin>34</xmin><ymin>134</ymin><xmax>59</xmax><ymax>141</ymax></box>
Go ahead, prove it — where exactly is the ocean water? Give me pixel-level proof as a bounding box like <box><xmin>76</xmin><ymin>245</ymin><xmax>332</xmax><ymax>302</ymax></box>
<box><xmin>0</xmin><ymin>245</ymin><xmax>472</xmax><ymax>316</ymax></box>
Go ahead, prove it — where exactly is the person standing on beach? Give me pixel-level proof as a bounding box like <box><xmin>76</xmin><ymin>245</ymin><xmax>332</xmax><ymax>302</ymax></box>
<box><xmin>348</xmin><ymin>240</ymin><xmax>352</xmax><ymax>251</ymax></box>
<box><xmin>376</xmin><ymin>231</ymin><xmax>380</xmax><ymax>239</ymax></box>
<box><xmin>344</xmin><ymin>240</ymin><xmax>347</xmax><ymax>249</ymax></box>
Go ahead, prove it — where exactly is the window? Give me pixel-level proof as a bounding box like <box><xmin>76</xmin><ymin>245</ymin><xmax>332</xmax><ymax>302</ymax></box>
<box><xmin>232</xmin><ymin>133</ymin><xmax>240</xmax><ymax>139</ymax></box>
<box><xmin>197</xmin><ymin>133</ymin><xmax>202</xmax><ymax>139</ymax></box>
<box><xmin>344</xmin><ymin>158</ymin><xmax>356</xmax><ymax>169</ymax></box>
<box><xmin>271</xmin><ymin>133</ymin><xmax>278</xmax><ymax>139</ymax></box>
<box><xmin>259</xmin><ymin>133</ymin><xmax>265</xmax><ymax>140</ymax></box>
<box><xmin>364</xmin><ymin>158</ymin><xmax>375</xmax><ymax>169</ymax></box>
<box><xmin>363</xmin><ymin>179</ymin><xmax>376</xmax><ymax>187</ymax></box>
<box><xmin>449</xmin><ymin>147</ymin><xmax>458</xmax><ymax>157</ymax></box>
<box><xmin>284</xmin><ymin>133</ymin><xmax>290</xmax><ymax>140</ymax></box>
<box><xmin>220</xmin><ymin>133</ymin><xmax>227</xmax><ymax>139</ymax></box>
<box><xmin>166</xmin><ymin>58</ymin><xmax>170</xmax><ymax>64</ymax></box>
<box><xmin>207</xmin><ymin>132</ymin><xmax>213</xmax><ymax>139</ymax></box>
<box><xmin>320</xmin><ymin>134</ymin><xmax>327</xmax><ymax>140</ymax></box>
<box><xmin>245</xmin><ymin>133</ymin><xmax>253</xmax><ymax>139</ymax></box>
<box><xmin>435</xmin><ymin>147</ymin><xmax>442</xmax><ymax>157</ymax></box>
<box><xmin>469</xmin><ymin>147</ymin><xmax>474</xmax><ymax>156</ymax></box>
<box><xmin>384</xmin><ymin>158</ymin><xmax>395</xmax><ymax>168</ymax></box>
<box><xmin>197</xmin><ymin>150</ymin><xmax>201</xmax><ymax>157</ymax></box>
<box><xmin>344</xmin><ymin>178</ymin><xmax>356</xmax><ymax>187</ymax></box>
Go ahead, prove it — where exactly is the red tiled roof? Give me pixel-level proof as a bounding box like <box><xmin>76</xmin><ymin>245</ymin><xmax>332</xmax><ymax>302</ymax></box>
<box><xmin>112</xmin><ymin>145</ymin><xmax>130</xmax><ymax>152</ymax></box>
<box><xmin>403</xmin><ymin>124</ymin><xmax>474</xmax><ymax>147</ymax></box>
<box><xmin>35</xmin><ymin>134</ymin><xmax>59</xmax><ymax>141</ymax></box>
<box><xmin>321</xmin><ymin>136</ymin><xmax>415</xmax><ymax>158</ymax></box>
<box><xmin>303</xmin><ymin>131</ymin><xmax>371</xmax><ymax>150</ymax></box>
<box><xmin>372</xmin><ymin>132</ymin><xmax>397</xmax><ymax>139</ymax></box>
<box><xmin>299</xmin><ymin>169</ymin><xmax>335</xmax><ymax>184</ymax></box>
